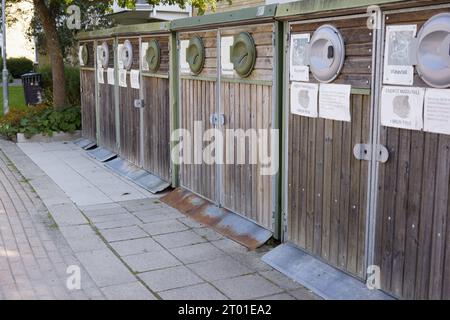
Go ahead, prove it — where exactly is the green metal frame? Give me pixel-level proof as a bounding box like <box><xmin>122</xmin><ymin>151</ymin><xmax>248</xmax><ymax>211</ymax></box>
<box><xmin>169</xmin><ymin>32</ymin><xmax>179</xmax><ymax>188</ymax></box>
<box><xmin>76</xmin><ymin>22</ymin><xmax>170</xmax><ymax>40</ymax></box>
<box><xmin>171</xmin><ymin>4</ymin><xmax>277</xmax><ymax>30</ymax></box>
<box><xmin>276</xmin><ymin>0</ymin><xmax>421</xmax><ymax>18</ymax></box>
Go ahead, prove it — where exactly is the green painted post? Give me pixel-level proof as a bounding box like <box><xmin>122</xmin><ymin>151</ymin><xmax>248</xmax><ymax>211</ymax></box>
<box><xmin>94</xmin><ymin>40</ymin><xmax>101</xmax><ymax>144</ymax></box>
<box><xmin>114</xmin><ymin>37</ymin><xmax>121</xmax><ymax>153</ymax></box>
<box><xmin>169</xmin><ymin>32</ymin><xmax>179</xmax><ymax>188</ymax></box>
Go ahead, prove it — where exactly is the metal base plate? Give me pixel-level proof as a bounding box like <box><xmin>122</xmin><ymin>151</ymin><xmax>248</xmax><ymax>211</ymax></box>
<box><xmin>73</xmin><ymin>138</ymin><xmax>96</xmax><ymax>150</ymax></box>
<box><xmin>104</xmin><ymin>157</ymin><xmax>170</xmax><ymax>194</ymax></box>
<box><xmin>87</xmin><ymin>147</ymin><xmax>117</xmax><ymax>162</ymax></box>
<box><xmin>261</xmin><ymin>243</ymin><xmax>393</xmax><ymax>300</ymax></box>
<box><xmin>161</xmin><ymin>188</ymin><xmax>273</xmax><ymax>250</ymax></box>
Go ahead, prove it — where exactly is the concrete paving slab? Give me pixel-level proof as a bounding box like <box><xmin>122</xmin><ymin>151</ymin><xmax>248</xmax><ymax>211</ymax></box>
<box><xmin>159</xmin><ymin>283</ymin><xmax>228</xmax><ymax>300</ymax></box>
<box><xmin>100</xmin><ymin>282</ymin><xmax>157</xmax><ymax>300</ymax></box>
<box><xmin>110</xmin><ymin>238</ymin><xmax>164</xmax><ymax>257</ymax></box>
<box><xmin>99</xmin><ymin>226</ymin><xmax>148</xmax><ymax>243</ymax></box>
<box><xmin>169</xmin><ymin>243</ymin><xmax>225</xmax><ymax>264</ymax></box>
<box><xmin>123</xmin><ymin>251</ymin><xmax>181</xmax><ymax>273</ymax></box>
<box><xmin>153</xmin><ymin>230</ymin><xmax>207</xmax><ymax>249</ymax></box>
<box><xmin>141</xmin><ymin>220</ymin><xmax>189</xmax><ymax>236</ymax></box>
<box><xmin>139</xmin><ymin>266</ymin><xmax>204</xmax><ymax>292</ymax></box>
<box><xmin>212</xmin><ymin>274</ymin><xmax>283</xmax><ymax>300</ymax></box>
<box><xmin>187</xmin><ymin>256</ymin><xmax>252</xmax><ymax>281</ymax></box>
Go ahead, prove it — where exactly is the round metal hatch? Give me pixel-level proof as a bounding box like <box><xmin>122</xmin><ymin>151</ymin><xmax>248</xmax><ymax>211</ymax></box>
<box><xmin>121</xmin><ymin>40</ymin><xmax>133</xmax><ymax>70</ymax></box>
<box><xmin>309</xmin><ymin>25</ymin><xmax>345</xmax><ymax>83</ymax></box>
<box><xmin>146</xmin><ymin>39</ymin><xmax>161</xmax><ymax>72</ymax></box>
<box><xmin>416</xmin><ymin>13</ymin><xmax>450</xmax><ymax>88</ymax></box>
<box><xmin>230</xmin><ymin>32</ymin><xmax>257</xmax><ymax>78</ymax></box>
<box><xmin>99</xmin><ymin>42</ymin><xmax>109</xmax><ymax>68</ymax></box>
<box><xmin>79</xmin><ymin>44</ymin><xmax>89</xmax><ymax>66</ymax></box>
<box><xmin>186</xmin><ymin>35</ymin><xmax>205</xmax><ymax>75</ymax></box>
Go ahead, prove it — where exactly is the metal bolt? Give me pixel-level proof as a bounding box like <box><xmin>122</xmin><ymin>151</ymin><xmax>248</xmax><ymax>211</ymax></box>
<box><xmin>318</xmin><ymin>193</ymin><xmax>321</xmax><ymax>197</ymax></box>
<box><xmin>388</xmin><ymin>216</ymin><xmax>391</xmax><ymax>221</ymax></box>
<box><xmin>412</xmin><ymin>224</ymin><xmax>415</xmax><ymax>229</ymax></box>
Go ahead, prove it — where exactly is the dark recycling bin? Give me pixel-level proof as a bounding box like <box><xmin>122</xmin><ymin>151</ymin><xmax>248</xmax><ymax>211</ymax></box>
<box><xmin>21</xmin><ymin>73</ymin><xmax>43</xmax><ymax>105</ymax></box>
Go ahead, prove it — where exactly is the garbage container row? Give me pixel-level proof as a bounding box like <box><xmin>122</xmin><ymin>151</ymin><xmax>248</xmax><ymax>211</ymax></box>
<box><xmin>77</xmin><ymin>0</ymin><xmax>450</xmax><ymax>300</ymax></box>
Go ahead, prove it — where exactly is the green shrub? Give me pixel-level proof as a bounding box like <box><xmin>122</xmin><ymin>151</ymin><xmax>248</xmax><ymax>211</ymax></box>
<box><xmin>0</xmin><ymin>57</ymin><xmax>34</xmax><ymax>78</ymax></box>
<box><xmin>0</xmin><ymin>104</ymin><xmax>81</xmax><ymax>139</ymax></box>
<box><xmin>38</xmin><ymin>64</ymin><xmax>80</xmax><ymax>107</ymax></box>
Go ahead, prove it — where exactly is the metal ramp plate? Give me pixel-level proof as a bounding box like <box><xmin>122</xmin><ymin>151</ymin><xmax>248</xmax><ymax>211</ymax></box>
<box><xmin>261</xmin><ymin>243</ymin><xmax>394</xmax><ymax>300</ymax></box>
<box><xmin>161</xmin><ymin>188</ymin><xmax>272</xmax><ymax>250</ymax></box>
<box><xmin>104</xmin><ymin>157</ymin><xmax>169</xmax><ymax>194</ymax></box>
<box><xmin>87</xmin><ymin>147</ymin><xmax>117</xmax><ymax>162</ymax></box>
<box><xmin>73</xmin><ymin>138</ymin><xmax>96</xmax><ymax>150</ymax></box>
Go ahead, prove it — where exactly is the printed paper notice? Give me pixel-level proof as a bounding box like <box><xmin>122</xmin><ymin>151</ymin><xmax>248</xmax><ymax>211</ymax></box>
<box><xmin>290</xmin><ymin>82</ymin><xmax>318</xmax><ymax>118</ymax></box>
<box><xmin>118</xmin><ymin>44</ymin><xmax>124</xmax><ymax>69</ymax></box>
<box><xmin>221</xmin><ymin>36</ymin><xmax>234</xmax><ymax>76</ymax></box>
<box><xmin>107</xmin><ymin>68</ymin><xmax>115</xmax><ymax>85</ymax></box>
<box><xmin>319</xmin><ymin>84</ymin><xmax>351</xmax><ymax>122</ymax></box>
<box><xmin>383</xmin><ymin>25</ymin><xmax>417</xmax><ymax>86</ymax></box>
<box><xmin>119</xmin><ymin>69</ymin><xmax>127</xmax><ymax>88</ymax></box>
<box><xmin>130</xmin><ymin>69</ymin><xmax>140</xmax><ymax>89</ymax></box>
<box><xmin>79</xmin><ymin>46</ymin><xmax>85</xmax><ymax>66</ymax></box>
<box><xmin>180</xmin><ymin>40</ymin><xmax>190</xmax><ymax>74</ymax></box>
<box><xmin>141</xmin><ymin>42</ymin><xmax>149</xmax><ymax>71</ymax></box>
<box><xmin>290</xmin><ymin>33</ymin><xmax>310</xmax><ymax>82</ymax></box>
<box><xmin>96</xmin><ymin>46</ymin><xmax>103</xmax><ymax>67</ymax></box>
<box><xmin>424</xmin><ymin>88</ymin><xmax>450</xmax><ymax>135</ymax></box>
<box><xmin>381</xmin><ymin>86</ymin><xmax>424</xmax><ymax>130</ymax></box>
<box><xmin>97</xmin><ymin>67</ymin><xmax>104</xmax><ymax>84</ymax></box>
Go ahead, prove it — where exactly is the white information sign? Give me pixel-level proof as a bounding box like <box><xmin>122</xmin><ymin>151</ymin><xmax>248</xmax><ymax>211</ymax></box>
<box><xmin>290</xmin><ymin>33</ymin><xmax>310</xmax><ymax>82</ymax></box>
<box><xmin>141</xmin><ymin>42</ymin><xmax>149</xmax><ymax>71</ymax></box>
<box><xmin>424</xmin><ymin>88</ymin><xmax>450</xmax><ymax>135</ymax></box>
<box><xmin>130</xmin><ymin>69</ymin><xmax>140</xmax><ymax>89</ymax></box>
<box><xmin>221</xmin><ymin>36</ymin><xmax>234</xmax><ymax>76</ymax></box>
<box><xmin>383</xmin><ymin>24</ymin><xmax>417</xmax><ymax>86</ymax></box>
<box><xmin>290</xmin><ymin>82</ymin><xmax>318</xmax><ymax>118</ymax></box>
<box><xmin>119</xmin><ymin>69</ymin><xmax>127</xmax><ymax>88</ymax></box>
<box><xmin>319</xmin><ymin>84</ymin><xmax>352</xmax><ymax>122</ymax></box>
<box><xmin>96</xmin><ymin>46</ymin><xmax>103</xmax><ymax>67</ymax></box>
<box><xmin>381</xmin><ymin>86</ymin><xmax>425</xmax><ymax>130</ymax></box>
<box><xmin>107</xmin><ymin>68</ymin><xmax>115</xmax><ymax>85</ymax></box>
<box><xmin>97</xmin><ymin>67</ymin><xmax>104</xmax><ymax>84</ymax></box>
<box><xmin>180</xmin><ymin>40</ymin><xmax>190</xmax><ymax>74</ymax></box>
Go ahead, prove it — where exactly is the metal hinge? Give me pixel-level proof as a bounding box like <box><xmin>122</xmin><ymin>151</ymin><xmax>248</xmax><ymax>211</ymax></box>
<box><xmin>353</xmin><ymin>144</ymin><xmax>389</xmax><ymax>163</ymax></box>
<box><xmin>210</xmin><ymin>113</ymin><xmax>225</xmax><ymax>126</ymax></box>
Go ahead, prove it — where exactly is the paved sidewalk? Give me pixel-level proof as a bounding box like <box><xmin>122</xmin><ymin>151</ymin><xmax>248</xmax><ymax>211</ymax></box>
<box><xmin>0</xmin><ymin>139</ymin><xmax>318</xmax><ymax>300</ymax></box>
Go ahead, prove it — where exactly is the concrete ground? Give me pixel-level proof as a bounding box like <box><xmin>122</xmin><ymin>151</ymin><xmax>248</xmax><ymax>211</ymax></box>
<box><xmin>0</xmin><ymin>139</ymin><xmax>318</xmax><ymax>300</ymax></box>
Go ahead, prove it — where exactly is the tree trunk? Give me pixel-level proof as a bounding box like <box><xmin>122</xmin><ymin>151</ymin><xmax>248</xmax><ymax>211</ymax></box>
<box><xmin>33</xmin><ymin>0</ymin><xmax>66</xmax><ymax>109</ymax></box>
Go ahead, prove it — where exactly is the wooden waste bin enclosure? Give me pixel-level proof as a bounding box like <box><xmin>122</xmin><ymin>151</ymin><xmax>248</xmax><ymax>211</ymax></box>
<box><xmin>374</xmin><ymin>2</ymin><xmax>450</xmax><ymax>300</ymax></box>
<box><xmin>76</xmin><ymin>23</ymin><xmax>175</xmax><ymax>192</ymax></box>
<box><xmin>261</xmin><ymin>0</ymin><xmax>450</xmax><ymax>300</ymax></box>
<box><xmin>78</xmin><ymin>40</ymin><xmax>97</xmax><ymax>144</ymax></box>
<box><xmin>163</xmin><ymin>5</ymin><xmax>283</xmax><ymax>248</ymax></box>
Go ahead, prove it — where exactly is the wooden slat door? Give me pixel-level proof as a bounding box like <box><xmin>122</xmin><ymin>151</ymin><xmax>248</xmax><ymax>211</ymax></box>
<box><xmin>374</xmin><ymin>7</ymin><xmax>450</xmax><ymax>300</ymax></box>
<box><xmin>179</xmin><ymin>30</ymin><xmax>218</xmax><ymax>203</ymax></box>
<box><xmin>142</xmin><ymin>34</ymin><xmax>171</xmax><ymax>182</ymax></box>
<box><xmin>80</xmin><ymin>41</ymin><xmax>96</xmax><ymax>142</ymax></box>
<box><xmin>118</xmin><ymin>37</ymin><xmax>141</xmax><ymax>166</ymax></box>
<box><xmin>286</xmin><ymin>17</ymin><xmax>374</xmax><ymax>279</ymax></box>
<box><xmin>98</xmin><ymin>39</ymin><xmax>117</xmax><ymax>152</ymax></box>
<box><xmin>219</xmin><ymin>24</ymin><xmax>275</xmax><ymax>231</ymax></box>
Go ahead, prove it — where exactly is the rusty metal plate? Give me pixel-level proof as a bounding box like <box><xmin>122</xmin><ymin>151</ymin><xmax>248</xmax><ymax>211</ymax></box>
<box><xmin>87</xmin><ymin>147</ymin><xmax>117</xmax><ymax>162</ymax></box>
<box><xmin>161</xmin><ymin>188</ymin><xmax>272</xmax><ymax>249</ymax></box>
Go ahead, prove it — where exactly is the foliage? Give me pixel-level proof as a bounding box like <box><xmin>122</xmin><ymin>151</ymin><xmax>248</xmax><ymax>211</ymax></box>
<box><xmin>38</xmin><ymin>64</ymin><xmax>80</xmax><ymax>106</ymax></box>
<box><xmin>0</xmin><ymin>104</ymin><xmax>81</xmax><ymax>139</ymax></box>
<box><xmin>0</xmin><ymin>57</ymin><xmax>34</xmax><ymax>78</ymax></box>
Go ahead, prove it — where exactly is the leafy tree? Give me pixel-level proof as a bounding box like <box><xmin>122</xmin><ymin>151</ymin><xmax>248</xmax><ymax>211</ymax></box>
<box><xmin>8</xmin><ymin>0</ymin><xmax>217</xmax><ymax>109</ymax></box>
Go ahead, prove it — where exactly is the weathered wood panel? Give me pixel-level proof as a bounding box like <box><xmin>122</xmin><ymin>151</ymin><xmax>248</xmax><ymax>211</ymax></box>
<box><xmin>220</xmin><ymin>24</ymin><xmax>275</xmax><ymax>230</ymax></box>
<box><xmin>179</xmin><ymin>30</ymin><xmax>217</xmax><ymax>202</ymax></box>
<box><xmin>287</xmin><ymin>17</ymin><xmax>373</xmax><ymax>279</ymax></box>
<box><xmin>98</xmin><ymin>39</ymin><xmax>117</xmax><ymax>152</ymax></box>
<box><xmin>142</xmin><ymin>76</ymin><xmax>171</xmax><ymax>182</ymax></box>
<box><xmin>117</xmin><ymin>37</ymin><xmax>140</xmax><ymax>165</ymax></box>
<box><xmin>374</xmin><ymin>7</ymin><xmax>450</xmax><ymax>300</ymax></box>
<box><xmin>141</xmin><ymin>35</ymin><xmax>171</xmax><ymax>181</ymax></box>
<box><xmin>180</xmin><ymin>78</ymin><xmax>217</xmax><ymax>202</ymax></box>
<box><xmin>80</xmin><ymin>70</ymin><xmax>96</xmax><ymax>142</ymax></box>
<box><xmin>119</xmin><ymin>80</ymin><xmax>140</xmax><ymax>166</ymax></box>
